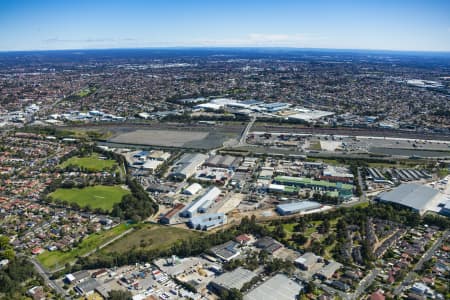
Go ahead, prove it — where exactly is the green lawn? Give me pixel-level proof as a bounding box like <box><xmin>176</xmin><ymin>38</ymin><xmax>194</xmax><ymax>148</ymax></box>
<box><xmin>101</xmin><ymin>224</ymin><xmax>202</xmax><ymax>254</ymax></box>
<box><xmin>37</xmin><ymin>223</ymin><xmax>131</xmax><ymax>270</ymax></box>
<box><xmin>49</xmin><ymin>185</ymin><xmax>130</xmax><ymax>211</ymax></box>
<box><xmin>60</xmin><ymin>153</ymin><xmax>117</xmax><ymax>172</ymax></box>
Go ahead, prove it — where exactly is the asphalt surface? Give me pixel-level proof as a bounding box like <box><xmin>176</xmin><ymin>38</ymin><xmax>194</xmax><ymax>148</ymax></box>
<box><xmin>29</xmin><ymin>257</ymin><xmax>68</xmax><ymax>298</ymax></box>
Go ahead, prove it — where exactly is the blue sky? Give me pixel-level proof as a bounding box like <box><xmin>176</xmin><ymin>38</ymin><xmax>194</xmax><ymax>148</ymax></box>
<box><xmin>0</xmin><ymin>0</ymin><xmax>449</xmax><ymax>51</ymax></box>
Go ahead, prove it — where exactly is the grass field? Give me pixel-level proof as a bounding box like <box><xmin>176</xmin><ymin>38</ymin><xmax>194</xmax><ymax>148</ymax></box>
<box><xmin>60</xmin><ymin>152</ymin><xmax>117</xmax><ymax>172</ymax></box>
<box><xmin>101</xmin><ymin>224</ymin><xmax>202</xmax><ymax>254</ymax></box>
<box><xmin>49</xmin><ymin>185</ymin><xmax>130</xmax><ymax>211</ymax></box>
<box><xmin>37</xmin><ymin>223</ymin><xmax>131</xmax><ymax>270</ymax></box>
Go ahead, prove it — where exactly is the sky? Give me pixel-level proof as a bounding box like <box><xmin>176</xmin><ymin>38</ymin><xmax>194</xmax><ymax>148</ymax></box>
<box><xmin>0</xmin><ymin>0</ymin><xmax>449</xmax><ymax>52</ymax></box>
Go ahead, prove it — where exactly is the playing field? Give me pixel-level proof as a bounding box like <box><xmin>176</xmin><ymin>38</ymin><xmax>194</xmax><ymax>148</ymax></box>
<box><xmin>59</xmin><ymin>152</ymin><xmax>117</xmax><ymax>172</ymax></box>
<box><xmin>37</xmin><ymin>223</ymin><xmax>131</xmax><ymax>270</ymax></box>
<box><xmin>49</xmin><ymin>185</ymin><xmax>130</xmax><ymax>211</ymax></box>
<box><xmin>101</xmin><ymin>224</ymin><xmax>202</xmax><ymax>254</ymax></box>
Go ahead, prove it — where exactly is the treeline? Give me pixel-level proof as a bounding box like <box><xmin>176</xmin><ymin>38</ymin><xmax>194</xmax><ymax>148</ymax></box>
<box><xmin>0</xmin><ymin>257</ymin><xmax>43</xmax><ymax>300</ymax></box>
<box><xmin>56</xmin><ymin>203</ymin><xmax>448</xmax><ymax>277</ymax></box>
<box><xmin>111</xmin><ymin>176</ymin><xmax>159</xmax><ymax>222</ymax></box>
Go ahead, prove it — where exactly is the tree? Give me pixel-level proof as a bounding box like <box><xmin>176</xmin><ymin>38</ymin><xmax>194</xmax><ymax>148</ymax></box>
<box><xmin>108</xmin><ymin>290</ymin><xmax>133</xmax><ymax>300</ymax></box>
<box><xmin>274</xmin><ymin>225</ymin><xmax>286</xmax><ymax>239</ymax></box>
<box><xmin>291</xmin><ymin>234</ymin><xmax>308</xmax><ymax>245</ymax></box>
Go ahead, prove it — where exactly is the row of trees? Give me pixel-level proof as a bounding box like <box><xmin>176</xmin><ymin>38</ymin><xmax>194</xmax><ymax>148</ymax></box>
<box><xmin>111</xmin><ymin>176</ymin><xmax>159</xmax><ymax>222</ymax></box>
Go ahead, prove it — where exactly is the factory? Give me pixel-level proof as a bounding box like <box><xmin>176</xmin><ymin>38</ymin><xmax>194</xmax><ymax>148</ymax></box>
<box><xmin>180</xmin><ymin>186</ymin><xmax>221</xmax><ymax>218</ymax></box>
<box><xmin>188</xmin><ymin>213</ymin><xmax>227</xmax><ymax>231</ymax></box>
<box><xmin>204</xmin><ymin>155</ymin><xmax>242</xmax><ymax>169</ymax></box>
<box><xmin>209</xmin><ymin>267</ymin><xmax>257</xmax><ymax>294</ymax></box>
<box><xmin>276</xmin><ymin>201</ymin><xmax>322</xmax><ymax>216</ymax></box>
<box><xmin>183</xmin><ymin>183</ymin><xmax>202</xmax><ymax>195</ymax></box>
<box><xmin>376</xmin><ymin>183</ymin><xmax>441</xmax><ymax>215</ymax></box>
<box><xmin>273</xmin><ymin>176</ymin><xmax>353</xmax><ymax>199</ymax></box>
<box><xmin>159</xmin><ymin>203</ymin><xmax>185</xmax><ymax>225</ymax></box>
<box><xmin>244</xmin><ymin>274</ymin><xmax>303</xmax><ymax>300</ymax></box>
<box><xmin>169</xmin><ymin>153</ymin><xmax>208</xmax><ymax>180</ymax></box>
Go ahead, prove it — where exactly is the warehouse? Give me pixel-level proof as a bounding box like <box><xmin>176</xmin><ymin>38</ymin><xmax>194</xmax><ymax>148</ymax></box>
<box><xmin>204</xmin><ymin>155</ymin><xmax>243</xmax><ymax>169</ymax></box>
<box><xmin>244</xmin><ymin>274</ymin><xmax>303</xmax><ymax>300</ymax></box>
<box><xmin>188</xmin><ymin>213</ymin><xmax>227</xmax><ymax>231</ymax></box>
<box><xmin>295</xmin><ymin>252</ymin><xmax>321</xmax><ymax>271</ymax></box>
<box><xmin>183</xmin><ymin>183</ymin><xmax>202</xmax><ymax>195</ymax></box>
<box><xmin>315</xmin><ymin>261</ymin><xmax>343</xmax><ymax>280</ymax></box>
<box><xmin>273</xmin><ymin>176</ymin><xmax>353</xmax><ymax>199</ymax></box>
<box><xmin>169</xmin><ymin>153</ymin><xmax>208</xmax><ymax>180</ymax></box>
<box><xmin>160</xmin><ymin>203</ymin><xmax>185</xmax><ymax>225</ymax></box>
<box><xmin>209</xmin><ymin>267</ymin><xmax>257</xmax><ymax>294</ymax></box>
<box><xmin>276</xmin><ymin>201</ymin><xmax>322</xmax><ymax>215</ymax></box>
<box><xmin>377</xmin><ymin>183</ymin><xmax>440</xmax><ymax>215</ymax></box>
<box><xmin>180</xmin><ymin>186</ymin><xmax>221</xmax><ymax>218</ymax></box>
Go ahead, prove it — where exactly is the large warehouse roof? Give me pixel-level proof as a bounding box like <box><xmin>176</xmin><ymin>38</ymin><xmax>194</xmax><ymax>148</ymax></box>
<box><xmin>378</xmin><ymin>183</ymin><xmax>440</xmax><ymax>215</ymax></box>
<box><xmin>244</xmin><ymin>274</ymin><xmax>303</xmax><ymax>300</ymax></box>
<box><xmin>212</xmin><ymin>267</ymin><xmax>256</xmax><ymax>291</ymax></box>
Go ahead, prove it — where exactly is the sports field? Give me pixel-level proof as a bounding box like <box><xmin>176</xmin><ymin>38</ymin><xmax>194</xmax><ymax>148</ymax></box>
<box><xmin>49</xmin><ymin>185</ymin><xmax>130</xmax><ymax>211</ymax></box>
<box><xmin>59</xmin><ymin>153</ymin><xmax>117</xmax><ymax>172</ymax></box>
<box><xmin>37</xmin><ymin>223</ymin><xmax>131</xmax><ymax>270</ymax></box>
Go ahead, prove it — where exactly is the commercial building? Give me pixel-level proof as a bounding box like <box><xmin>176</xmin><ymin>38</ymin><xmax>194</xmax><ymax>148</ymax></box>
<box><xmin>377</xmin><ymin>183</ymin><xmax>440</xmax><ymax>215</ymax></box>
<box><xmin>276</xmin><ymin>201</ymin><xmax>322</xmax><ymax>216</ymax></box>
<box><xmin>244</xmin><ymin>274</ymin><xmax>303</xmax><ymax>300</ymax></box>
<box><xmin>169</xmin><ymin>153</ymin><xmax>208</xmax><ymax>180</ymax></box>
<box><xmin>188</xmin><ymin>213</ymin><xmax>227</xmax><ymax>231</ymax></box>
<box><xmin>209</xmin><ymin>267</ymin><xmax>256</xmax><ymax>293</ymax></box>
<box><xmin>180</xmin><ymin>186</ymin><xmax>221</xmax><ymax>218</ymax></box>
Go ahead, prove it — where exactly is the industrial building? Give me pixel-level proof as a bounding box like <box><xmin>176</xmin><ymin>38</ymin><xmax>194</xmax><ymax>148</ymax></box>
<box><xmin>276</xmin><ymin>201</ymin><xmax>322</xmax><ymax>216</ymax></box>
<box><xmin>209</xmin><ymin>267</ymin><xmax>257</xmax><ymax>293</ymax></box>
<box><xmin>315</xmin><ymin>261</ymin><xmax>343</xmax><ymax>280</ymax></box>
<box><xmin>204</xmin><ymin>155</ymin><xmax>242</xmax><ymax>169</ymax></box>
<box><xmin>440</xmin><ymin>201</ymin><xmax>450</xmax><ymax>216</ymax></box>
<box><xmin>295</xmin><ymin>252</ymin><xmax>321</xmax><ymax>270</ymax></box>
<box><xmin>169</xmin><ymin>153</ymin><xmax>208</xmax><ymax>180</ymax></box>
<box><xmin>273</xmin><ymin>176</ymin><xmax>353</xmax><ymax>199</ymax></box>
<box><xmin>180</xmin><ymin>186</ymin><xmax>221</xmax><ymax>218</ymax></box>
<box><xmin>210</xmin><ymin>241</ymin><xmax>241</xmax><ymax>262</ymax></box>
<box><xmin>244</xmin><ymin>274</ymin><xmax>303</xmax><ymax>300</ymax></box>
<box><xmin>74</xmin><ymin>278</ymin><xmax>99</xmax><ymax>296</ymax></box>
<box><xmin>188</xmin><ymin>213</ymin><xmax>227</xmax><ymax>231</ymax></box>
<box><xmin>183</xmin><ymin>183</ymin><xmax>202</xmax><ymax>195</ymax></box>
<box><xmin>159</xmin><ymin>203</ymin><xmax>185</xmax><ymax>225</ymax></box>
<box><xmin>377</xmin><ymin>183</ymin><xmax>440</xmax><ymax>215</ymax></box>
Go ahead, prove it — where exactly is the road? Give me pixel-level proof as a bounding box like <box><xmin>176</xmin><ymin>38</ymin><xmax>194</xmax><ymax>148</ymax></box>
<box><xmin>238</xmin><ymin>116</ymin><xmax>256</xmax><ymax>145</ymax></box>
<box><xmin>393</xmin><ymin>230</ymin><xmax>449</xmax><ymax>296</ymax></box>
<box><xmin>351</xmin><ymin>268</ymin><xmax>381</xmax><ymax>300</ymax></box>
<box><xmin>29</xmin><ymin>257</ymin><xmax>68</xmax><ymax>298</ymax></box>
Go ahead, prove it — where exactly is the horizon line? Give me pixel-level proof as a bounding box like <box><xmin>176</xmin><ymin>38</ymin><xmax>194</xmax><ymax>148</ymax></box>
<box><xmin>1</xmin><ymin>46</ymin><xmax>450</xmax><ymax>55</ymax></box>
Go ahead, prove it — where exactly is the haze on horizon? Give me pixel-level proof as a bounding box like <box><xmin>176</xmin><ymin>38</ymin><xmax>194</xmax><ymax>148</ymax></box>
<box><xmin>1</xmin><ymin>0</ymin><xmax>450</xmax><ymax>52</ymax></box>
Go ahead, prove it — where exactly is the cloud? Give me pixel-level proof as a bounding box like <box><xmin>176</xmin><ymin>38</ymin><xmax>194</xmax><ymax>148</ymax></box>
<box><xmin>43</xmin><ymin>37</ymin><xmax>137</xmax><ymax>44</ymax></box>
